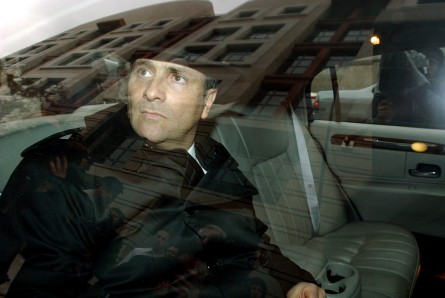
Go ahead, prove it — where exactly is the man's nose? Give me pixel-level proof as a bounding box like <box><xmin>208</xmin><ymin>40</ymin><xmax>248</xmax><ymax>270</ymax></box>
<box><xmin>143</xmin><ymin>77</ymin><xmax>166</xmax><ymax>102</ymax></box>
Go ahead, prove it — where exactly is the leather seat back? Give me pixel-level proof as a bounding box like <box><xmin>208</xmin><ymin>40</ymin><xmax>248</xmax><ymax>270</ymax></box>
<box><xmin>210</xmin><ymin>105</ymin><xmax>350</xmax><ymax>245</ymax></box>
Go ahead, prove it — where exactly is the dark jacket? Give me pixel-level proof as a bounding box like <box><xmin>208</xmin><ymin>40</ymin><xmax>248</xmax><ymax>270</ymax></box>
<box><xmin>84</xmin><ymin>131</ymin><xmax>315</xmax><ymax>298</ymax></box>
<box><xmin>0</xmin><ymin>106</ymin><xmax>315</xmax><ymax>297</ymax></box>
<box><xmin>0</xmin><ymin>139</ymin><xmax>119</xmax><ymax>298</ymax></box>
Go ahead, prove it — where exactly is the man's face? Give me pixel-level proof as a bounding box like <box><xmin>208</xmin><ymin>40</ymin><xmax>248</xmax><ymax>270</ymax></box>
<box><xmin>127</xmin><ymin>59</ymin><xmax>217</xmax><ymax>150</ymax></box>
<box><xmin>154</xmin><ymin>230</ymin><xmax>169</xmax><ymax>249</ymax></box>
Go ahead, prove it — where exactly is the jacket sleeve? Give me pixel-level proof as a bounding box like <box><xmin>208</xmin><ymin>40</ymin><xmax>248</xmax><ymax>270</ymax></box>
<box><xmin>255</xmin><ymin>233</ymin><xmax>317</xmax><ymax>294</ymax></box>
<box><xmin>0</xmin><ymin>157</ymin><xmax>37</xmax><ymax>283</ymax></box>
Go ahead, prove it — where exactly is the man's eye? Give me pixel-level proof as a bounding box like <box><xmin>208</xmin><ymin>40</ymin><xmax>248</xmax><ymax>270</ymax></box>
<box><xmin>172</xmin><ymin>74</ymin><xmax>186</xmax><ymax>84</ymax></box>
<box><xmin>136</xmin><ymin>68</ymin><xmax>152</xmax><ymax>78</ymax></box>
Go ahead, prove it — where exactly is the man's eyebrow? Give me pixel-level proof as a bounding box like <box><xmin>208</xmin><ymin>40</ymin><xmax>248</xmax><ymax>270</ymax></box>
<box><xmin>167</xmin><ymin>65</ymin><xmax>193</xmax><ymax>76</ymax></box>
<box><xmin>133</xmin><ymin>60</ymin><xmax>154</xmax><ymax>69</ymax></box>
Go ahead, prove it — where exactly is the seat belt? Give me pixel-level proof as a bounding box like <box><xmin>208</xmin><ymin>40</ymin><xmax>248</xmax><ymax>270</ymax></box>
<box><xmin>291</xmin><ymin>108</ymin><xmax>321</xmax><ymax>235</ymax></box>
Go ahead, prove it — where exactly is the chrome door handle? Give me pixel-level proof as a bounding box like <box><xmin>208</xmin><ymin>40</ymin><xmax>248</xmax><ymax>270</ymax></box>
<box><xmin>409</xmin><ymin>164</ymin><xmax>441</xmax><ymax>178</ymax></box>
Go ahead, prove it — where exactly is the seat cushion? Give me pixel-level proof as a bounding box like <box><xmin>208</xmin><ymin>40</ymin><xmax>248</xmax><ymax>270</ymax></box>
<box><xmin>305</xmin><ymin>221</ymin><xmax>420</xmax><ymax>298</ymax></box>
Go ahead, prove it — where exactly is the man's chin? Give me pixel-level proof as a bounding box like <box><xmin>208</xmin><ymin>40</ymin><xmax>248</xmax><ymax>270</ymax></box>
<box><xmin>132</xmin><ymin>126</ymin><xmax>162</xmax><ymax>144</ymax></box>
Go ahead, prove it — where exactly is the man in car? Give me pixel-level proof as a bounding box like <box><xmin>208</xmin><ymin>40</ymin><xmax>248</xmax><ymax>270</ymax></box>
<box><xmin>1</xmin><ymin>56</ymin><xmax>325</xmax><ymax>298</ymax></box>
<box><xmin>83</xmin><ymin>57</ymin><xmax>325</xmax><ymax>298</ymax></box>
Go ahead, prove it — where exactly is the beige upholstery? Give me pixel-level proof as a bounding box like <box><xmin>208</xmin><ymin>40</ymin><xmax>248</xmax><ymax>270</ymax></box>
<box><xmin>209</xmin><ymin>105</ymin><xmax>419</xmax><ymax>298</ymax></box>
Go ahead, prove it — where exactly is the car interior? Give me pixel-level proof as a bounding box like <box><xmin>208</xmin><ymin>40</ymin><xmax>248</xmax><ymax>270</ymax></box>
<box><xmin>2</xmin><ymin>46</ymin><xmax>443</xmax><ymax>297</ymax></box>
<box><xmin>207</xmin><ymin>98</ymin><xmax>419</xmax><ymax>297</ymax></box>
<box><xmin>2</xmin><ymin>2</ymin><xmax>445</xmax><ymax>297</ymax></box>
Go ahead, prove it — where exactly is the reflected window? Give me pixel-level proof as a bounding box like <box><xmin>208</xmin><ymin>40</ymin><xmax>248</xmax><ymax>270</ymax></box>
<box><xmin>310</xmin><ymin>48</ymin><xmax>445</xmax><ymax>128</ymax></box>
<box><xmin>57</xmin><ymin>53</ymin><xmax>86</xmax><ymax>65</ymax></box>
<box><xmin>217</xmin><ymin>45</ymin><xmax>259</xmax><ymax>62</ymax></box>
<box><xmin>245</xmin><ymin>25</ymin><xmax>283</xmax><ymax>40</ymax></box>
<box><xmin>253</xmin><ymin>90</ymin><xmax>288</xmax><ymax>117</ymax></box>
<box><xmin>204</xmin><ymin>28</ymin><xmax>239</xmax><ymax>41</ymax></box>
<box><xmin>4</xmin><ymin>56</ymin><xmax>29</xmax><ymax>67</ymax></box>
<box><xmin>154</xmin><ymin>20</ymin><xmax>171</xmax><ymax>26</ymax></box>
<box><xmin>326</xmin><ymin>52</ymin><xmax>357</xmax><ymax>67</ymax></box>
<box><xmin>119</xmin><ymin>23</ymin><xmax>142</xmax><ymax>31</ymax></box>
<box><xmin>182</xmin><ymin>46</ymin><xmax>213</xmax><ymax>62</ymax></box>
<box><xmin>59</xmin><ymin>30</ymin><xmax>87</xmax><ymax>38</ymax></box>
<box><xmin>237</xmin><ymin>10</ymin><xmax>258</xmax><ymax>18</ymax></box>
<box><xmin>139</xmin><ymin>19</ymin><xmax>171</xmax><ymax>29</ymax></box>
<box><xmin>69</xmin><ymin>80</ymin><xmax>102</xmax><ymax>105</ymax></box>
<box><xmin>41</xmin><ymin>78</ymin><xmax>65</xmax><ymax>91</ymax></box>
<box><xmin>280</xmin><ymin>52</ymin><xmax>317</xmax><ymax>74</ymax></box>
<box><xmin>111</xmin><ymin>36</ymin><xmax>141</xmax><ymax>48</ymax></box>
<box><xmin>4</xmin><ymin>57</ymin><xmax>15</xmax><ymax>66</ymax></box>
<box><xmin>88</xmin><ymin>39</ymin><xmax>115</xmax><ymax>49</ymax></box>
<box><xmin>311</xmin><ymin>30</ymin><xmax>336</xmax><ymax>43</ymax></box>
<box><xmin>343</xmin><ymin>28</ymin><xmax>372</xmax><ymax>42</ymax></box>
<box><xmin>80</xmin><ymin>52</ymin><xmax>109</xmax><ymax>65</ymax></box>
<box><xmin>372</xmin><ymin>48</ymin><xmax>445</xmax><ymax>128</ymax></box>
<box><xmin>280</xmin><ymin>6</ymin><xmax>306</xmax><ymax>14</ymax></box>
<box><xmin>19</xmin><ymin>44</ymin><xmax>54</xmax><ymax>55</ymax></box>
<box><xmin>20</xmin><ymin>46</ymin><xmax>41</xmax><ymax>54</ymax></box>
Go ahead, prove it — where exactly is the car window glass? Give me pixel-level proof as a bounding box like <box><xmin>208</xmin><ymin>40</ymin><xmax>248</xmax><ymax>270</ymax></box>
<box><xmin>311</xmin><ymin>47</ymin><xmax>445</xmax><ymax>129</ymax></box>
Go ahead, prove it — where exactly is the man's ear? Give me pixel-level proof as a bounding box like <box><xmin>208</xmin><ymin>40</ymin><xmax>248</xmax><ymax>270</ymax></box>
<box><xmin>201</xmin><ymin>89</ymin><xmax>217</xmax><ymax>119</ymax></box>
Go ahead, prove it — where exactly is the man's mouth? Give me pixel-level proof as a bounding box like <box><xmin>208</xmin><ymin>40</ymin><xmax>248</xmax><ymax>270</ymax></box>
<box><xmin>141</xmin><ymin>109</ymin><xmax>166</xmax><ymax>119</ymax></box>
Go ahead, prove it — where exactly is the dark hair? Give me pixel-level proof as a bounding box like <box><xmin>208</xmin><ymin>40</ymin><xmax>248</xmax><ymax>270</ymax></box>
<box><xmin>204</xmin><ymin>76</ymin><xmax>219</xmax><ymax>91</ymax></box>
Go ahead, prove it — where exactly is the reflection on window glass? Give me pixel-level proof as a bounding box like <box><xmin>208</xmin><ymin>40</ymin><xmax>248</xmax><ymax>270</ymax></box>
<box><xmin>281</xmin><ymin>53</ymin><xmax>316</xmax><ymax>74</ymax></box>
<box><xmin>102</xmin><ymin>136</ymin><xmax>144</xmax><ymax>167</ymax></box>
<box><xmin>57</xmin><ymin>53</ymin><xmax>85</xmax><ymax>65</ymax></box>
<box><xmin>80</xmin><ymin>52</ymin><xmax>109</xmax><ymax>65</ymax></box>
<box><xmin>69</xmin><ymin>80</ymin><xmax>101</xmax><ymax>104</ymax></box>
<box><xmin>246</xmin><ymin>25</ymin><xmax>283</xmax><ymax>40</ymax></box>
<box><xmin>205</xmin><ymin>28</ymin><xmax>239</xmax><ymax>41</ymax></box>
<box><xmin>182</xmin><ymin>46</ymin><xmax>213</xmax><ymax>62</ymax></box>
<box><xmin>372</xmin><ymin>48</ymin><xmax>445</xmax><ymax>128</ymax></box>
<box><xmin>281</xmin><ymin>6</ymin><xmax>306</xmax><ymax>14</ymax></box>
<box><xmin>253</xmin><ymin>90</ymin><xmax>288</xmax><ymax>117</ymax></box>
<box><xmin>19</xmin><ymin>44</ymin><xmax>55</xmax><ymax>55</ymax></box>
<box><xmin>237</xmin><ymin>10</ymin><xmax>257</xmax><ymax>18</ymax></box>
<box><xmin>111</xmin><ymin>36</ymin><xmax>141</xmax><ymax>48</ymax></box>
<box><xmin>311</xmin><ymin>56</ymin><xmax>379</xmax><ymax>123</ymax></box>
<box><xmin>217</xmin><ymin>45</ymin><xmax>259</xmax><ymax>62</ymax></box>
<box><xmin>312</xmin><ymin>48</ymin><xmax>445</xmax><ymax>129</ymax></box>
<box><xmin>343</xmin><ymin>28</ymin><xmax>372</xmax><ymax>42</ymax></box>
<box><xmin>153</xmin><ymin>20</ymin><xmax>171</xmax><ymax>26</ymax></box>
<box><xmin>137</xmin><ymin>21</ymin><xmax>160</xmax><ymax>29</ymax></box>
<box><xmin>5</xmin><ymin>57</ymin><xmax>28</xmax><ymax>67</ymax></box>
<box><xmin>119</xmin><ymin>23</ymin><xmax>142</xmax><ymax>31</ymax></box>
<box><xmin>326</xmin><ymin>53</ymin><xmax>356</xmax><ymax>68</ymax></box>
<box><xmin>88</xmin><ymin>39</ymin><xmax>114</xmax><ymax>50</ymax></box>
<box><xmin>312</xmin><ymin>30</ymin><xmax>335</xmax><ymax>42</ymax></box>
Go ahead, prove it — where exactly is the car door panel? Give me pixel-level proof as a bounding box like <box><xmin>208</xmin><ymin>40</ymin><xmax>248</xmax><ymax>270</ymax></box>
<box><xmin>308</xmin><ymin>45</ymin><xmax>445</xmax><ymax>238</ymax></box>
<box><xmin>310</xmin><ymin>109</ymin><xmax>445</xmax><ymax>238</ymax></box>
